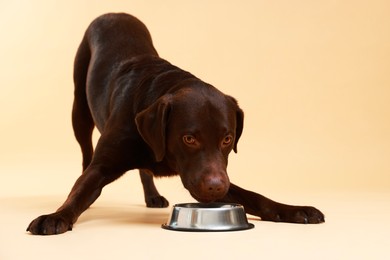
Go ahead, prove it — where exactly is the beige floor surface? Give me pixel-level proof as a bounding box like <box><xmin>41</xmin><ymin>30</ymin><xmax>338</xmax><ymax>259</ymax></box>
<box><xmin>1</xmin><ymin>171</ymin><xmax>389</xmax><ymax>260</ymax></box>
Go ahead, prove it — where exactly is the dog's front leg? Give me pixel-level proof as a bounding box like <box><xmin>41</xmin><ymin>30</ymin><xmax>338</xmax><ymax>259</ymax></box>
<box><xmin>219</xmin><ymin>183</ymin><xmax>325</xmax><ymax>224</ymax></box>
<box><xmin>27</xmin><ymin>164</ymin><xmax>120</xmax><ymax>235</ymax></box>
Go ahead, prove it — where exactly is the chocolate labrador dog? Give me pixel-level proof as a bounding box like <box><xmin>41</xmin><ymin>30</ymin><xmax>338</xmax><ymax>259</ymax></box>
<box><xmin>27</xmin><ymin>13</ymin><xmax>324</xmax><ymax>235</ymax></box>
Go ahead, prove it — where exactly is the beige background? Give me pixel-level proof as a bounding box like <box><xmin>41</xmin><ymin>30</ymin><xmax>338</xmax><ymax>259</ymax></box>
<box><xmin>1</xmin><ymin>0</ymin><xmax>389</xmax><ymax>259</ymax></box>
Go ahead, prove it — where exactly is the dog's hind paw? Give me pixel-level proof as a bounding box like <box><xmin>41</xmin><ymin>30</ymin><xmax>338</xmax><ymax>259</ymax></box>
<box><xmin>145</xmin><ymin>195</ymin><xmax>169</xmax><ymax>208</ymax></box>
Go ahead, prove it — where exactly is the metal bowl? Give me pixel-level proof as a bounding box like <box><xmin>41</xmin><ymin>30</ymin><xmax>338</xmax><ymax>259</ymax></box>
<box><xmin>162</xmin><ymin>202</ymin><xmax>254</xmax><ymax>232</ymax></box>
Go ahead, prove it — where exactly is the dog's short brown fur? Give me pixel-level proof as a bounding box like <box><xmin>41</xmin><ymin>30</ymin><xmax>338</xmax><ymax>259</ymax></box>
<box><xmin>27</xmin><ymin>13</ymin><xmax>324</xmax><ymax>235</ymax></box>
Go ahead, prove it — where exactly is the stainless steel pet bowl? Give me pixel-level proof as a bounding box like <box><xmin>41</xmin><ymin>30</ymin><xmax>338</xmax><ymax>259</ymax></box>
<box><xmin>162</xmin><ymin>203</ymin><xmax>254</xmax><ymax>232</ymax></box>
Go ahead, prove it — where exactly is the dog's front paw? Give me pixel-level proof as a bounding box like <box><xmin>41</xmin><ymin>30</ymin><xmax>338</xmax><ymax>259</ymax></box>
<box><xmin>145</xmin><ymin>195</ymin><xmax>169</xmax><ymax>208</ymax></box>
<box><xmin>262</xmin><ymin>205</ymin><xmax>325</xmax><ymax>224</ymax></box>
<box><xmin>27</xmin><ymin>212</ymin><xmax>73</xmax><ymax>235</ymax></box>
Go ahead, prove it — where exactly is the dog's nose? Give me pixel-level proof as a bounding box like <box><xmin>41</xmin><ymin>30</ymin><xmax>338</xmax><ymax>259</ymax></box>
<box><xmin>201</xmin><ymin>177</ymin><xmax>228</xmax><ymax>199</ymax></box>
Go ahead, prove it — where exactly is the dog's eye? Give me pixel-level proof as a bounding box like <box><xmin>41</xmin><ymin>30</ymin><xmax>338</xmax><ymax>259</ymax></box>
<box><xmin>183</xmin><ymin>135</ymin><xmax>196</xmax><ymax>145</ymax></box>
<box><xmin>222</xmin><ymin>135</ymin><xmax>233</xmax><ymax>146</ymax></box>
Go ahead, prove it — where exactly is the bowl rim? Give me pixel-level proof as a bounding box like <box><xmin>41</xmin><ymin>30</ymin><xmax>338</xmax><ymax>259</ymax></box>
<box><xmin>172</xmin><ymin>202</ymin><xmax>244</xmax><ymax>209</ymax></box>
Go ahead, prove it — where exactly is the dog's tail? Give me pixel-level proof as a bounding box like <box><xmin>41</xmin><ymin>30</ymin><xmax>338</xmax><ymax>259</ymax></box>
<box><xmin>72</xmin><ymin>35</ymin><xmax>95</xmax><ymax>171</ymax></box>
<box><xmin>73</xmin><ymin>35</ymin><xmax>91</xmax><ymax>101</ymax></box>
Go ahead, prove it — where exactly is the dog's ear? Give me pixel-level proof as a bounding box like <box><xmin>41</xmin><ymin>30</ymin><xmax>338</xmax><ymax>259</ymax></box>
<box><xmin>135</xmin><ymin>95</ymin><xmax>172</xmax><ymax>162</ymax></box>
<box><xmin>234</xmin><ymin>106</ymin><xmax>244</xmax><ymax>153</ymax></box>
<box><xmin>226</xmin><ymin>96</ymin><xmax>244</xmax><ymax>153</ymax></box>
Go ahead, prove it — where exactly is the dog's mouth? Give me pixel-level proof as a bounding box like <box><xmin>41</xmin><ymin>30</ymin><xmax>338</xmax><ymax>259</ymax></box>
<box><xmin>180</xmin><ymin>171</ymin><xmax>230</xmax><ymax>203</ymax></box>
<box><xmin>189</xmin><ymin>192</ymin><xmax>218</xmax><ymax>203</ymax></box>
<box><xmin>188</xmin><ymin>184</ymin><xmax>230</xmax><ymax>203</ymax></box>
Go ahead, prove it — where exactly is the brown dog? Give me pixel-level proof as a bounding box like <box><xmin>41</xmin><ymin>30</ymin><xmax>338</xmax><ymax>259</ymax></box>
<box><xmin>27</xmin><ymin>13</ymin><xmax>324</xmax><ymax>235</ymax></box>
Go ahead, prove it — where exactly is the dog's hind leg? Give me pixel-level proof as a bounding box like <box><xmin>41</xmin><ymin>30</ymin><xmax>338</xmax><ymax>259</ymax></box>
<box><xmin>72</xmin><ymin>36</ymin><xmax>95</xmax><ymax>172</ymax></box>
<box><xmin>139</xmin><ymin>169</ymin><xmax>169</xmax><ymax>208</ymax></box>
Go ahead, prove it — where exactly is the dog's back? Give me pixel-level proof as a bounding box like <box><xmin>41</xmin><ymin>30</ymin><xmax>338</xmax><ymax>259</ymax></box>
<box><xmin>73</xmin><ymin>13</ymin><xmax>162</xmax><ymax>131</ymax></box>
<box><xmin>87</xmin><ymin>13</ymin><xmax>157</xmax><ymax>61</ymax></box>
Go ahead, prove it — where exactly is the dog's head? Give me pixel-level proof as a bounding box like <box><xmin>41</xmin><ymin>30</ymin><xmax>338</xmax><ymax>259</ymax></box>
<box><xmin>135</xmin><ymin>84</ymin><xmax>243</xmax><ymax>202</ymax></box>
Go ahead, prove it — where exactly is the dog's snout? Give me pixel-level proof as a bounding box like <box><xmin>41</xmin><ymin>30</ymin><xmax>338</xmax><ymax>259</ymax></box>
<box><xmin>180</xmin><ymin>158</ymin><xmax>231</xmax><ymax>202</ymax></box>
<box><xmin>205</xmin><ymin>178</ymin><xmax>224</xmax><ymax>192</ymax></box>
<box><xmin>200</xmin><ymin>176</ymin><xmax>229</xmax><ymax>199</ymax></box>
